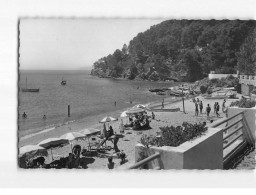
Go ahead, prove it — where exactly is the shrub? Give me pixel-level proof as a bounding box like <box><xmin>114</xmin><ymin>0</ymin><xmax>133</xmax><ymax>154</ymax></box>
<box><xmin>230</xmin><ymin>98</ymin><xmax>256</xmax><ymax>108</ymax></box>
<box><xmin>200</xmin><ymin>85</ymin><xmax>208</xmax><ymax>94</ymax></box>
<box><xmin>139</xmin><ymin>122</ymin><xmax>207</xmax><ymax>147</ymax></box>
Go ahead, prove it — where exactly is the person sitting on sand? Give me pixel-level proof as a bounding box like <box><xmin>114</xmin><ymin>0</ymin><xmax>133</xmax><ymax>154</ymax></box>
<box><xmin>22</xmin><ymin>112</ymin><xmax>27</xmax><ymax>119</ymax></box>
<box><xmin>66</xmin><ymin>153</ymin><xmax>74</xmax><ymax>169</ymax></box>
<box><xmin>107</xmin><ymin>157</ymin><xmax>115</xmax><ymax>169</ymax></box>
<box><xmin>117</xmin><ymin>151</ymin><xmax>126</xmax><ymax>165</ymax></box>
<box><xmin>43</xmin><ymin>115</ymin><xmax>46</xmax><ymax>120</ymax></box>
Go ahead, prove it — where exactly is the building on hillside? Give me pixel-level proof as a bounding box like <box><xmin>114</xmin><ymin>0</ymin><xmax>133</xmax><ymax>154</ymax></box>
<box><xmin>208</xmin><ymin>71</ymin><xmax>239</xmax><ymax>80</ymax></box>
<box><xmin>239</xmin><ymin>75</ymin><xmax>256</xmax><ymax>96</ymax></box>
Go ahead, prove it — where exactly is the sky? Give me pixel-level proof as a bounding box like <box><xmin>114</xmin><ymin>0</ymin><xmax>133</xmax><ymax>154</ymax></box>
<box><xmin>19</xmin><ymin>18</ymin><xmax>164</xmax><ymax>70</ymax></box>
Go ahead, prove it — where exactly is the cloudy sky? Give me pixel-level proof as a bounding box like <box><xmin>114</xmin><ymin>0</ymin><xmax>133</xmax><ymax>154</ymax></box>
<box><xmin>19</xmin><ymin>18</ymin><xmax>164</xmax><ymax>70</ymax></box>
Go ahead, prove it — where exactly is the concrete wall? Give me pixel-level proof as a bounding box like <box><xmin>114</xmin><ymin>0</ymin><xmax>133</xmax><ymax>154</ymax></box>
<box><xmin>135</xmin><ymin>127</ymin><xmax>223</xmax><ymax>170</ymax></box>
<box><xmin>208</xmin><ymin>74</ymin><xmax>237</xmax><ymax>80</ymax></box>
<box><xmin>227</xmin><ymin>107</ymin><xmax>256</xmax><ymax>142</ymax></box>
<box><xmin>241</xmin><ymin>84</ymin><xmax>254</xmax><ymax>96</ymax></box>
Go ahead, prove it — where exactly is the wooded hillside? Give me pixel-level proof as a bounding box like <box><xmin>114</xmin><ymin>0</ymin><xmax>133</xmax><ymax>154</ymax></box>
<box><xmin>91</xmin><ymin>20</ymin><xmax>256</xmax><ymax>82</ymax></box>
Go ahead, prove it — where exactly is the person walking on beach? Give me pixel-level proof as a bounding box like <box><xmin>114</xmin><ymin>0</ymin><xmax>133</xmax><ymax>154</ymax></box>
<box><xmin>213</xmin><ymin>102</ymin><xmax>216</xmax><ymax>114</ymax></box>
<box><xmin>43</xmin><ymin>115</ymin><xmax>46</xmax><ymax>120</ymax></box>
<box><xmin>114</xmin><ymin>101</ymin><xmax>116</xmax><ymax>107</ymax></box>
<box><xmin>161</xmin><ymin>98</ymin><xmax>165</xmax><ymax>109</ymax></box>
<box><xmin>216</xmin><ymin>102</ymin><xmax>220</xmax><ymax>117</ymax></box>
<box><xmin>222</xmin><ymin>99</ymin><xmax>226</xmax><ymax>113</ymax></box>
<box><xmin>195</xmin><ymin>102</ymin><xmax>199</xmax><ymax>116</ymax></box>
<box><xmin>206</xmin><ymin>104</ymin><xmax>211</xmax><ymax>117</ymax></box>
<box><xmin>199</xmin><ymin>101</ymin><xmax>203</xmax><ymax>114</ymax></box>
<box><xmin>197</xmin><ymin>98</ymin><xmax>200</xmax><ymax>103</ymax></box>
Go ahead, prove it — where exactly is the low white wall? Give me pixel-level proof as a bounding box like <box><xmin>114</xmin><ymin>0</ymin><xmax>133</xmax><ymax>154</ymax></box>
<box><xmin>208</xmin><ymin>74</ymin><xmax>237</xmax><ymax>80</ymax></box>
<box><xmin>135</xmin><ymin>127</ymin><xmax>223</xmax><ymax>170</ymax></box>
<box><xmin>227</xmin><ymin>107</ymin><xmax>256</xmax><ymax>142</ymax></box>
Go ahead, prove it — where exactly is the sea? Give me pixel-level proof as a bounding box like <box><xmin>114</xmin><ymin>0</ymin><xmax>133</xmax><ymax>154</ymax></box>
<box><xmin>18</xmin><ymin>70</ymin><xmax>180</xmax><ymax>137</ymax></box>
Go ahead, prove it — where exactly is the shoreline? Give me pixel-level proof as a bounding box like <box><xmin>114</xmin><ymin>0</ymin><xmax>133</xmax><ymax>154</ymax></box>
<box><xmin>18</xmin><ymin>93</ymin><xmax>185</xmax><ymax>146</ymax></box>
<box><xmin>18</xmin><ymin>93</ymin><xmax>188</xmax><ymax>147</ymax></box>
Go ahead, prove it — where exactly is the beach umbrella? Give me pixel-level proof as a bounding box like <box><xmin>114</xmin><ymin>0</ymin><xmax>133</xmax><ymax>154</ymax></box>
<box><xmin>19</xmin><ymin>145</ymin><xmax>48</xmax><ymax>160</ymax></box>
<box><xmin>100</xmin><ymin>116</ymin><xmax>118</xmax><ymax>123</ymax></box>
<box><xmin>38</xmin><ymin>138</ymin><xmax>69</xmax><ymax>161</ymax></box>
<box><xmin>133</xmin><ymin>104</ymin><xmax>146</xmax><ymax>109</ymax></box>
<box><xmin>126</xmin><ymin>107</ymin><xmax>145</xmax><ymax>114</ymax></box>
<box><xmin>79</xmin><ymin>128</ymin><xmax>101</xmax><ymax>149</ymax></box>
<box><xmin>60</xmin><ymin>132</ymin><xmax>86</xmax><ymax>151</ymax></box>
<box><xmin>79</xmin><ymin>128</ymin><xmax>101</xmax><ymax>136</ymax></box>
<box><xmin>120</xmin><ymin>111</ymin><xmax>128</xmax><ymax>118</ymax></box>
<box><xmin>60</xmin><ymin>132</ymin><xmax>85</xmax><ymax>141</ymax></box>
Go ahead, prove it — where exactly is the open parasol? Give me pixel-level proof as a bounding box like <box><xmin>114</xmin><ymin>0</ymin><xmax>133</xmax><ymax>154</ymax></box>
<box><xmin>38</xmin><ymin>138</ymin><xmax>69</xmax><ymax>161</ymax></box>
<box><xmin>120</xmin><ymin>111</ymin><xmax>128</xmax><ymax>118</ymax></box>
<box><xmin>132</xmin><ymin>104</ymin><xmax>146</xmax><ymax>109</ymax></box>
<box><xmin>60</xmin><ymin>132</ymin><xmax>86</xmax><ymax>151</ymax></box>
<box><xmin>99</xmin><ymin>116</ymin><xmax>118</xmax><ymax>123</ymax></box>
<box><xmin>79</xmin><ymin>128</ymin><xmax>101</xmax><ymax>149</ymax></box>
<box><xmin>126</xmin><ymin>107</ymin><xmax>145</xmax><ymax>114</ymax></box>
<box><xmin>79</xmin><ymin>128</ymin><xmax>101</xmax><ymax>136</ymax></box>
<box><xmin>19</xmin><ymin>145</ymin><xmax>48</xmax><ymax>160</ymax></box>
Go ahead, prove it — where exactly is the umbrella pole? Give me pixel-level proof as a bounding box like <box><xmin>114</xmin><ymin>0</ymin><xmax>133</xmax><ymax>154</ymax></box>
<box><xmin>51</xmin><ymin>148</ymin><xmax>53</xmax><ymax>161</ymax></box>
<box><xmin>88</xmin><ymin>137</ymin><xmax>91</xmax><ymax>151</ymax></box>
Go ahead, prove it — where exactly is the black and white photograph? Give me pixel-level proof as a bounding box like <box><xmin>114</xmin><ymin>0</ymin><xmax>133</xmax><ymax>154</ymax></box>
<box><xmin>18</xmin><ymin>18</ymin><xmax>256</xmax><ymax>170</ymax></box>
<box><xmin>1</xmin><ymin>0</ymin><xmax>256</xmax><ymax>191</ymax></box>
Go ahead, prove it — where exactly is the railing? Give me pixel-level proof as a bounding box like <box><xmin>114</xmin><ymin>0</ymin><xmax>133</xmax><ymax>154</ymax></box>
<box><xmin>211</xmin><ymin>111</ymin><xmax>255</xmax><ymax>168</ymax></box>
<box><xmin>128</xmin><ymin>152</ymin><xmax>160</xmax><ymax>169</ymax></box>
<box><xmin>128</xmin><ymin>111</ymin><xmax>254</xmax><ymax>170</ymax></box>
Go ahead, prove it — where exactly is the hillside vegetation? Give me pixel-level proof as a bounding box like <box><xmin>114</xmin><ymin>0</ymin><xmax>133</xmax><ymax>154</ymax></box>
<box><xmin>91</xmin><ymin>20</ymin><xmax>256</xmax><ymax>82</ymax></box>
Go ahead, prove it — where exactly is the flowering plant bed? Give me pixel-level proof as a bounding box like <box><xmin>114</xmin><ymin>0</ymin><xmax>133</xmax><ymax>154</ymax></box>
<box><xmin>139</xmin><ymin>122</ymin><xmax>207</xmax><ymax>147</ymax></box>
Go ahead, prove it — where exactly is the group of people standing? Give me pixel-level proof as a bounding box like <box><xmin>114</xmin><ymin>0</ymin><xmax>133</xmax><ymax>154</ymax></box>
<box><xmin>194</xmin><ymin>98</ymin><xmax>226</xmax><ymax>118</ymax></box>
<box><xmin>194</xmin><ymin>98</ymin><xmax>204</xmax><ymax>116</ymax></box>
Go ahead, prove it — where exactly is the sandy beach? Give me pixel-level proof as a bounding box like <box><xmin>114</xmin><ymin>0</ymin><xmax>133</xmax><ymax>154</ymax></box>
<box><xmin>19</xmin><ymin>94</ymin><xmax>242</xmax><ymax>169</ymax></box>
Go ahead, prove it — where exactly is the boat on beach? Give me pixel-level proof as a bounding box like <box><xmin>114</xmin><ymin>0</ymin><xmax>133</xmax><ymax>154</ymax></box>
<box><xmin>21</xmin><ymin>77</ymin><xmax>40</xmax><ymax>93</ymax></box>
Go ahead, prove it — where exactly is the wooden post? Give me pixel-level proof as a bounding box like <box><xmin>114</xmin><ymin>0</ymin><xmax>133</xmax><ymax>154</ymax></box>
<box><xmin>182</xmin><ymin>85</ymin><xmax>185</xmax><ymax>113</ymax></box>
<box><xmin>68</xmin><ymin>105</ymin><xmax>70</xmax><ymax>117</ymax></box>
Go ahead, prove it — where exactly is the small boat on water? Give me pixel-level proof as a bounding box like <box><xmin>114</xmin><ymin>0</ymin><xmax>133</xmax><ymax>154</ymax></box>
<box><xmin>21</xmin><ymin>77</ymin><xmax>39</xmax><ymax>93</ymax></box>
<box><xmin>61</xmin><ymin>77</ymin><xmax>67</xmax><ymax>85</ymax></box>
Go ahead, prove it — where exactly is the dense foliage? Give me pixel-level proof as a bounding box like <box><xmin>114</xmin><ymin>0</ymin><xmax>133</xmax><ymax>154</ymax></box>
<box><xmin>91</xmin><ymin>20</ymin><xmax>256</xmax><ymax>82</ymax></box>
<box><xmin>139</xmin><ymin>122</ymin><xmax>207</xmax><ymax>147</ymax></box>
<box><xmin>193</xmin><ymin>75</ymin><xmax>240</xmax><ymax>93</ymax></box>
<box><xmin>230</xmin><ymin>98</ymin><xmax>256</xmax><ymax>108</ymax></box>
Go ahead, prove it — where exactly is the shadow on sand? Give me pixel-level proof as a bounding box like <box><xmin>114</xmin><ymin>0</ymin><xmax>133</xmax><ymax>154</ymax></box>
<box><xmin>79</xmin><ymin>157</ymin><xmax>95</xmax><ymax>169</ymax></box>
